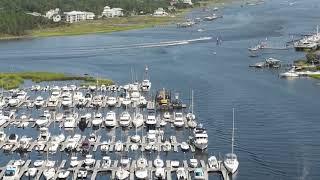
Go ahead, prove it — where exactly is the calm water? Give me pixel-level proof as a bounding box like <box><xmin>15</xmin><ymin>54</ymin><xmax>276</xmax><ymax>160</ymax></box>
<box><xmin>1</xmin><ymin>0</ymin><xmax>320</xmax><ymax>179</ymax></box>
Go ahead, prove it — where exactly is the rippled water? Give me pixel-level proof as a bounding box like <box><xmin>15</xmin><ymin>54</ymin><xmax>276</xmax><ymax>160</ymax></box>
<box><xmin>1</xmin><ymin>0</ymin><xmax>320</xmax><ymax>179</ymax></box>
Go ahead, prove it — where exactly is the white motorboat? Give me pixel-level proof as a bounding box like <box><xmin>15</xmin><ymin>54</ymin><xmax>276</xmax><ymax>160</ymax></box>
<box><xmin>3</xmin><ymin>165</ymin><xmax>19</xmax><ymax>180</ymax></box>
<box><xmin>141</xmin><ymin>66</ymin><xmax>151</xmax><ymax>92</ymax></box>
<box><xmin>34</xmin><ymin>96</ymin><xmax>44</xmax><ymax>107</ymax></box>
<box><xmin>194</xmin><ymin>168</ymin><xmax>205</xmax><ymax>180</ymax></box>
<box><xmin>146</xmin><ymin>109</ymin><xmax>156</xmax><ymax>125</ymax></box>
<box><xmin>34</xmin><ymin>160</ymin><xmax>45</xmax><ymax>167</ymax></box>
<box><xmin>25</xmin><ymin>167</ymin><xmax>37</xmax><ymax>177</ymax></box>
<box><xmin>70</xmin><ymin>156</ymin><xmax>79</xmax><ymax>167</ymax></box>
<box><xmin>223</xmin><ymin>109</ymin><xmax>239</xmax><ymax>174</ymax></box>
<box><xmin>173</xmin><ymin>112</ymin><xmax>184</xmax><ymax>127</ymax></box>
<box><xmin>130</xmin><ymin>143</ymin><xmax>139</xmax><ymax>151</ymax></box>
<box><xmin>45</xmin><ymin>160</ymin><xmax>56</xmax><ymax>168</ymax></box>
<box><xmin>186</xmin><ymin>112</ymin><xmax>195</xmax><ymax>120</ymax></box>
<box><xmin>116</xmin><ymin>168</ymin><xmax>129</xmax><ymax>180</ymax></box>
<box><xmin>130</xmin><ymin>135</ymin><xmax>141</xmax><ymax>143</ymax></box>
<box><xmin>155</xmin><ymin>167</ymin><xmax>165</xmax><ymax>179</ymax></box>
<box><xmin>19</xmin><ymin>136</ymin><xmax>32</xmax><ymax>150</ymax></box>
<box><xmin>61</xmin><ymin>95</ymin><xmax>72</xmax><ymax>108</ymax></box>
<box><xmin>8</xmin><ymin>133</ymin><xmax>18</xmax><ymax>143</ymax></box>
<box><xmin>119</xmin><ymin>111</ymin><xmax>131</xmax><ymax>127</ymax></box>
<box><xmin>135</xmin><ymin>157</ymin><xmax>148</xmax><ymax>179</ymax></box>
<box><xmin>180</xmin><ymin>142</ymin><xmax>189</xmax><ymax>151</ymax></box>
<box><xmin>88</xmin><ymin>133</ymin><xmax>97</xmax><ymax>143</ymax></box>
<box><xmin>13</xmin><ymin>159</ymin><xmax>25</xmax><ymax>166</ymax></box>
<box><xmin>100</xmin><ymin>141</ymin><xmax>109</xmax><ymax>152</ymax></box>
<box><xmin>2</xmin><ymin>144</ymin><xmax>13</xmax><ymax>151</ymax></box>
<box><xmin>38</xmin><ymin>127</ymin><xmax>50</xmax><ymax>142</ymax></box>
<box><xmin>115</xmin><ymin>140</ymin><xmax>124</xmax><ymax>152</ymax></box>
<box><xmin>162</xmin><ymin>141</ymin><xmax>171</xmax><ymax>152</ymax></box>
<box><xmin>192</xmin><ymin>124</ymin><xmax>208</xmax><ymax>150</ymax></box>
<box><xmin>8</xmin><ymin>98</ymin><xmax>19</xmax><ymax>107</ymax></box>
<box><xmin>176</xmin><ymin>167</ymin><xmax>187</xmax><ymax>180</ymax></box>
<box><xmin>66</xmin><ymin>134</ymin><xmax>81</xmax><ymax>151</ymax></box>
<box><xmin>208</xmin><ymin>156</ymin><xmax>218</xmax><ymax>169</ymax></box>
<box><xmin>92</xmin><ymin>113</ymin><xmax>103</xmax><ymax>126</ymax></box>
<box><xmin>106</xmin><ymin>96</ymin><xmax>117</xmax><ymax>106</ymax></box>
<box><xmin>163</xmin><ymin>111</ymin><xmax>171</xmax><ymax>120</ymax></box>
<box><xmin>280</xmin><ymin>69</ymin><xmax>299</xmax><ymax>77</ymax></box>
<box><xmin>105</xmin><ymin>111</ymin><xmax>117</xmax><ymax>127</ymax></box>
<box><xmin>43</xmin><ymin>168</ymin><xmax>55</xmax><ymax>180</ymax></box>
<box><xmin>77</xmin><ymin>169</ymin><xmax>88</xmax><ymax>178</ymax></box>
<box><xmin>35</xmin><ymin>115</ymin><xmax>50</xmax><ymax>127</ymax></box>
<box><xmin>91</xmin><ymin>95</ymin><xmax>103</xmax><ymax>107</ymax></box>
<box><xmin>102</xmin><ymin>156</ymin><xmax>112</xmax><ymax>168</ymax></box>
<box><xmin>204</xmin><ymin>14</ymin><xmax>219</xmax><ymax>21</ymax></box>
<box><xmin>64</xmin><ymin>114</ymin><xmax>77</xmax><ymax>128</ymax></box>
<box><xmin>0</xmin><ymin>130</ymin><xmax>6</xmax><ymax>142</ymax></box>
<box><xmin>0</xmin><ymin>112</ymin><xmax>8</xmax><ymax>127</ymax></box>
<box><xmin>171</xmin><ymin>160</ymin><xmax>180</xmax><ymax>168</ymax></box>
<box><xmin>187</xmin><ymin>120</ymin><xmax>197</xmax><ymax>128</ymax></box>
<box><xmin>73</xmin><ymin>91</ymin><xmax>83</xmax><ymax>101</ymax></box>
<box><xmin>122</xmin><ymin>96</ymin><xmax>131</xmax><ymax>107</ymax></box>
<box><xmin>58</xmin><ymin>170</ymin><xmax>70</xmax><ymax>179</ymax></box>
<box><xmin>84</xmin><ymin>154</ymin><xmax>95</xmax><ymax>167</ymax></box>
<box><xmin>132</xmin><ymin>113</ymin><xmax>144</xmax><ymax>127</ymax></box>
<box><xmin>190</xmin><ymin>159</ymin><xmax>198</xmax><ymax>168</ymax></box>
<box><xmin>153</xmin><ymin>156</ymin><xmax>164</xmax><ymax>168</ymax></box>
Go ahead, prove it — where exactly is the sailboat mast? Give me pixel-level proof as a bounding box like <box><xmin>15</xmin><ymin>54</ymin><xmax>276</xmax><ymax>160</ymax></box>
<box><xmin>232</xmin><ymin>108</ymin><xmax>235</xmax><ymax>154</ymax></box>
<box><xmin>191</xmin><ymin>90</ymin><xmax>194</xmax><ymax>114</ymax></box>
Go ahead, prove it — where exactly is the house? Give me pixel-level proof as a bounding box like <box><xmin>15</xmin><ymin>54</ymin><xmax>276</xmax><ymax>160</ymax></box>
<box><xmin>101</xmin><ymin>6</ymin><xmax>124</xmax><ymax>17</ymax></box>
<box><xmin>46</xmin><ymin>8</ymin><xmax>60</xmax><ymax>19</ymax></box>
<box><xmin>153</xmin><ymin>8</ymin><xmax>168</xmax><ymax>16</ymax></box>
<box><xmin>170</xmin><ymin>0</ymin><xmax>192</xmax><ymax>5</ymax></box>
<box><xmin>183</xmin><ymin>0</ymin><xmax>193</xmax><ymax>5</ymax></box>
<box><xmin>64</xmin><ymin>11</ymin><xmax>95</xmax><ymax>23</ymax></box>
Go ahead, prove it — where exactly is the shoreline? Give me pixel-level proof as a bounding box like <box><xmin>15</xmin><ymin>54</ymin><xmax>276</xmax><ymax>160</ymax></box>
<box><xmin>0</xmin><ymin>0</ymin><xmax>230</xmax><ymax>40</ymax></box>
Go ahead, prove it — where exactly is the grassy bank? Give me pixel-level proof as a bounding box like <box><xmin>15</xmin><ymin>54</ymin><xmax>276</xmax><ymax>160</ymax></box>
<box><xmin>0</xmin><ymin>72</ymin><xmax>113</xmax><ymax>90</ymax></box>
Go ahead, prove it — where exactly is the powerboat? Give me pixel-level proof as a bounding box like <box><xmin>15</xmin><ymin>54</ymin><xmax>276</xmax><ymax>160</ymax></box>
<box><xmin>64</xmin><ymin>114</ymin><xmax>77</xmax><ymax>128</ymax></box>
<box><xmin>70</xmin><ymin>156</ymin><xmax>79</xmax><ymax>167</ymax></box>
<box><xmin>116</xmin><ymin>168</ymin><xmax>129</xmax><ymax>180</ymax></box>
<box><xmin>153</xmin><ymin>156</ymin><xmax>164</xmax><ymax>168</ymax></box>
<box><xmin>8</xmin><ymin>133</ymin><xmax>18</xmax><ymax>143</ymax></box>
<box><xmin>57</xmin><ymin>170</ymin><xmax>70</xmax><ymax>179</ymax></box>
<box><xmin>132</xmin><ymin>113</ymin><xmax>144</xmax><ymax>127</ymax></box>
<box><xmin>43</xmin><ymin>168</ymin><xmax>55</xmax><ymax>180</ymax></box>
<box><xmin>115</xmin><ymin>140</ymin><xmax>123</xmax><ymax>152</ymax></box>
<box><xmin>176</xmin><ymin>167</ymin><xmax>187</xmax><ymax>180</ymax></box>
<box><xmin>18</xmin><ymin>136</ymin><xmax>32</xmax><ymax>150</ymax></box>
<box><xmin>173</xmin><ymin>112</ymin><xmax>184</xmax><ymax>127</ymax></box>
<box><xmin>163</xmin><ymin>111</ymin><xmax>171</xmax><ymax>120</ymax></box>
<box><xmin>100</xmin><ymin>141</ymin><xmax>110</xmax><ymax>152</ymax></box>
<box><xmin>25</xmin><ymin>168</ymin><xmax>37</xmax><ymax>177</ymax></box>
<box><xmin>171</xmin><ymin>160</ymin><xmax>180</xmax><ymax>168</ymax></box>
<box><xmin>61</xmin><ymin>95</ymin><xmax>72</xmax><ymax>108</ymax></box>
<box><xmin>102</xmin><ymin>156</ymin><xmax>112</xmax><ymax>168</ymax></box>
<box><xmin>180</xmin><ymin>142</ymin><xmax>189</xmax><ymax>151</ymax></box>
<box><xmin>106</xmin><ymin>96</ymin><xmax>117</xmax><ymax>107</ymax></box>
<box><xmin>34</xmin><ymin>160</ymin><xmax>45</xmax><ymax>167</ymax></box>
<box><xmin>135</xmin><ymin>157</ymin><xmax>148</xmax><ymax>179</ymax></box>
<box><xmin>194</xmin><ymin>168</ymin><xmax>205</xmax><ymax>180</ymax></box>
<box><xmin>88</xmin><ymin>133</ymin><xmax>97</xmax><ymax>143</ymax></box>
<box><xmin>155</xmin><ymin>167</ymin><xmax>165</xmax><ymax>179</ymax></box>
<box><xmin>189</xmin><ymin>159</ymin><xmax>198</xmax><ymax>168</ymax></box>
<box><xmin>77</xmin><ymin>169</ymin><xmax>88</xmax><ymax>179</ymax></box>
<box><xmin>38</xmin><ymin>127</ymin><xmax>50</xmax><ymax>142</ymax></box>
<box><xmin>208</xmin><ymin>156</ymin><xmax>218</xmax><ymax>169</ymax></box>
<box><xmin>0</xmin><ymin>130</ymin><xmax>6</xmax><ymax>142</ymax></box>
<box><xmin>130</xmin><ymin>143</ymin><xmax>139</xmax><ymax>151</ymax></box>
<box><xmin>192</xmin><ymin>124</ymin><xmax>208</xmax><ymax>150</ymax></box>
<box><xmin>3</xmin><ymin>165</ymin><xmax>20</xmax><ymax>180</ymax></box>
<box><xmin>146</xmin><ymin>109</ymin><xmax>156</xmax><ymax>125</ymax></box>
<box><xmin>35</xmin><ymin>115</ymin><xmax>50</xmax><ymax>127</ymax></box>
<box><xmin>81</xmin><ymin>140</ymin><xmax>90</xmax><ymax>154</ymax></box>
<box><xmin>105</xmin><ymin>111</ymin><xmax>117</xmax><ymax>127</ymax></box>
<box><xmin>92</xmin><ymin>113</ymin><xmax>103</xmax><ymax>127</ymax></box>
<box><xmin>34</xmin><ymin>96</ymin><xmax>44</xmax><ymax>107</ymax></box>
<box><xmin>66</xmin><ymin>134</ymin><xmax>81</xmax><ymax>151</ymax></box>
<box><xmin>141</xmin><ymin>79</ymin><xmax>151</xmax><ymax>92</ymax></box>
<box><xmin>91</xmin><ymin>95</ymin><xmax>103</xmax><ymax>107</ymax></box>
<box><xmin>84</xmin><ymin>154</ymin><xmax>95</xmax><ymax>167</ymax></box>
<box><xmin>119</xmin><ymin>111</ymin><xmax>131</xmax><ymax>127</ymax></box>
<box><xmin>131</xmin><ymin>135</ymin><xmax>141</xmax><ymax>143</ymax></box>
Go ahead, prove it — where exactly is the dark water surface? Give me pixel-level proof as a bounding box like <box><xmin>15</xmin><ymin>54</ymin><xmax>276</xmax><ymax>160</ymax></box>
<box><xmin>1</xmin><ymin>0</ymin><xmax>320</xmax><ymax>179</ymax></box>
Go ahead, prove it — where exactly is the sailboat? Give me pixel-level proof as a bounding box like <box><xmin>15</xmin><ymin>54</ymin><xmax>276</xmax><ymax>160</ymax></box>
<box><xmin>187</xmin><ymin>90</ymin><xmax>197</xmax><ymax>128</ymax></box>
<box><xmin>223</xmin><ymin>108</ymin><xmax>239</xmax><ymax>174</ymax></box>
<box><xmin>141</xmin><ymin>66</ymin><xmax>151</xmax><ymax>92</ymax></box>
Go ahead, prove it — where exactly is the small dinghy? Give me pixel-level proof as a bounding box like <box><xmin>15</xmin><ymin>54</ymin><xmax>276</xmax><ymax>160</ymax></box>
<box><xmin>58</xmin><ymin>170</ymin><xmax>70</xmax><ymax>179</ymax></box>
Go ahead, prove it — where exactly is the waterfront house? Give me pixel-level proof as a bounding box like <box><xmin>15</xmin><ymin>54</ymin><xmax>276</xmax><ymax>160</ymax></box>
<box><xmin>101</xmin><ymin>6</ymin><xmax>124</xmax><ymax>17</ymax></box>
<box><xmin>46</xmin><ymin>8</ymin><xmax>60</xmax><ymax>19</ymax></box>
<box><xmin>170</xmin><ymin>0</ymin><xmax>192</xmax><ymax>5</ymax></box>
<box><xmin>64</xmin><ymin>11</ymin><xmax>95</xmax><ymax>23</ymax></box>
<box><xmin>153</xmin><ymin>8</ymin><xmax>168</xmax><ymax>16</ymax></box>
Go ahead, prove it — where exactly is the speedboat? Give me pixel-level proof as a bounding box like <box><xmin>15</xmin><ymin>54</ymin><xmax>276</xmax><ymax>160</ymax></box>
<box><xmin>106</xmin><ymin>96</ymin><xmax>117</xmax><ymax>107</ymax></box>
<box><xmin>61</xmin><ymin>95</ymin><xmax>72</xmax><ymax>108</ymax></box>
<box><xmin>100</xmin><ymin>141</ymin><xmax>109</xmax><ymax>152</ymax></box>
<box><xmin>84</xmin><ymin>154</ymin><xmax>95</xmax><ymax>167</ymax></box>
<box><xmin>3</xmin><ymin>165</ymin><xmax>19</xmax><ymax>180</ymax></box>
<box><xmin>25</xmin><ymin>168</ymin><xmax>37</xmax><ymax>177</ymax></box>
<box><xmin>35</xmin><ymin>115</ymin><xmax>50</xmax><ymax>127</ymax></box>
<box><xmin>133</xmin><ymin>113</ymin><xmax>144</xmax><ymax>127</ymax></box>
<box><xmin>92</xmin><ymin>113</ymin><xmax>103</xmax><ymax>127</ymax></box>
<box><xmin>192</xmin><ymin>125</ymin><xmax>208</xmax><ymax>150</ymax></box>
<box><xmin>13</xmin><ymin>159</ymin><xmax>25</xmax><ymax>166</ymax></box>
<box><xmin>131</xmin><ymin>134</ymin><xmax>141</xmax><ymax>143</ymax></box>
<box><xmin>105</xmin><ymin>111</ymin><xmax>117</xmax><ymax>127</ymax></box>
<box><xmin>34</xmin><ymin>96</ymin><xmax>44</xmax><ymax>107</ymax></box>
<box><xmin>171</xmin><ymin>160</ymin><xmax>180</xmax><ymax>168</ymax></box>
<box><xmin>163</xmin><ymin>111</ymin><xmax>171</xmax><ymax>120</ymax></box>
<box><xmin>141</xmin><ymin>79</ymin><xmax>151</xmax><ymax>92</ymax></box>
<box><xmin>116</xmin><ymin>168</ymin><xmax>129</xmax><ymax>180</ymax></box>
<box><xmin>155</xmin><ymin>167</ymin><xmax>165</xmax><ymax>179</ymax></box>
<box><xmin>34</xmin><ymin>160</ymin><xmax>45</xmax><ymax>167</ymax></box>
<box><xmin>88</xmin><ymin>133</ymin><xmax>97</xmax><ymax>143</ymax></box>
<box><xmin>190</xmin><ymin>159</ymin><xmax>198</xmax><ymax>168</ymax></box>
<box><xmin>119</xmin><ymin>111</ymin><xmax>131</xmax><ymax>127</ymax></box>
<box><xmin>176</xmin><ymin>167</ymin><xmax>187</xmax><ymax>180</ymax></box>
<box><xmin>135</xmin><ymin>157</ymin><xmax>148</xmax><ymax>179</ymax></box>
<box><xmin>37</xmin><ymin>127</ymin><xmax>50</xmax><ymax>142</ymax></box>
<box><xmin>146</xmin><ymin>109</ymin><xmax>156</xmax><ymax>125</ymax></box>
<box><xmin>70</xmin><ymin>156</ymin><xmax>79</xmax><ymax>167</ymax></box>
<box><xmin>102</xmin><ymin>156</ymin><xmax>112</xmax><ymax>168</ymax></box>
<box><xmin>153</xmin><ymin>156</ymin><xmax>164</xmax><ymax>168</ymax></box>
<box><xmin>180</xmin><ymin>142</ymin><xmax>189</xmax><ymax>151</ymax></box>
<box><xmin>64</xmin><ymin>114</ymin><xmax>77</xmax><ymax>128</ymax></box>
<box><xmin>173</xmin><ymin>112</ymin><xmax>184</xmax><ymax>127</ymax></box>
<box><xmin>77</xmin><ymin>169</ymin><xmax>88</xmax><ymax>178</ymax></box>
<box><xmin>58</xmin><ymin>170</ymin><xmax>70</xmax><ymax>179</ymax></box>
<box><xmin>115</xmin><ymin>140</ymin><xmax>123</xmax><ymax>152</ymax></box>
<box><xmin>194</xmin><ymin>168</ymin><xmax>205</xmax><ymax>180</ymax></box>
<box><xmin>208</xmin><ymin>156</ymin><xmax>218</xmax><ymax>169</ymax></box>
<box><xmin>224</xmin><ymin>153</ymin><xmax>239</xmax><ymax>174</ymax></box>
<box><xmin>43</xmin><ymin>168</ymin><xmax>55</xmax><ymax>180</ymax></box>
